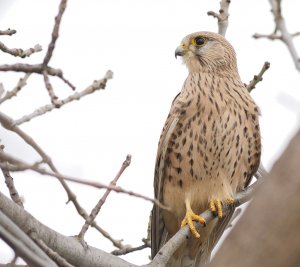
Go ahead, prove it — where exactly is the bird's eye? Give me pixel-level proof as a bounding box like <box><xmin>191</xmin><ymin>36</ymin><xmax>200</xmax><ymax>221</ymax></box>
<box><xmin>193</xmin><ymin>36</ymin><xmax>206</xmax><ymax>46</ymax></box>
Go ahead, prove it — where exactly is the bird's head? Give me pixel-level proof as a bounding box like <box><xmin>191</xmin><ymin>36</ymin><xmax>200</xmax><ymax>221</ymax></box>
<box><xmin>175</xmin><ymin>31</ymin><xmax>238</xmax><ymax>74</ymax></box>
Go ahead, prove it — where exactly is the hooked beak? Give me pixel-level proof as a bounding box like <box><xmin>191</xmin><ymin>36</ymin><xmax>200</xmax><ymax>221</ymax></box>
<box><xmin>175</xmin><ymin>45</ymin><xmax>187</xmax><ymax>58</ymax></box>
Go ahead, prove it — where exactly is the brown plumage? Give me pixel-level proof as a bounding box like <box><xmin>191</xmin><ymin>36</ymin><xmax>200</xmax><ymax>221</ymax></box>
<box><xmin>151</xmin><ymin>32</ymin><xmax>261</xmax><ymax>267</ymax></box>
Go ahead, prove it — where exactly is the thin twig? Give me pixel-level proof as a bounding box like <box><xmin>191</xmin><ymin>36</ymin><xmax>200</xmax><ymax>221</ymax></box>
<box><xmin>43</xmin><ymin>0</ymin><xmax>67</xmax><ymax>67</ymax></box>
<box><xmin>78</xmin><ymin>155</ymin><xmax>132</xmax><ymax>240</ymax></box>
<box><xmin>0</xmin><ymin>42</ymin><xmax>42</xmax><ymax>58</ymax></box>
<box><xmin>246</xmin><ymin>61</ymin><xmax>270</xmax><ymax>92</ymax></box>
<box><xmin>0</xmin><ymin>150</ymin><xmax>167</xmax><ymax>210</ymax></box>
<box><xmin>207</xmin><ymin>0</ymin><xmax>231</xmax><ymax>36</ymax></box>
<box><xmin>14</xmin><ymin>70</ymin><xmax>113</xmax><ymax>125</ymax></box>
<box><xmin>42</xmin><ymin>70</ymin><xmax>59</xmax><ymax>105</ymax></box>
<box><xmin>0</xmin><ymin>64</ymin><xmax>63</xmax><ymax>76</ymax></box>
<box><xmin>0</xmin><ymin>111</ymin><xmax>126</xmax><ymax>249</ymax></box>
<box><xmin>111</xmin><ymin>238</ymin><xmax>150</xmax><ymax>256</ymax></box>
<box><xmin>0</xmin><ymin>29</ymin><xmax>17</xmax><ymax>36</ymax></box>
<box><xmin>253</xmin><ymin>0</ymin><xmax>300</xmax><ymax>72</ymax></box>
<box><xmin>111</xmin><ymin>244</ymin><xmax>148</xmax><ymax>256</ymax></box>
<box><xmin>0</xmin><ymin>73</ymin><xmax>31</xmax><ymax>104</ymax></box>
<box><xmin>0</xmin><ymin>146</ymin><xmax>24</xmax><ymax>207</ymax></box>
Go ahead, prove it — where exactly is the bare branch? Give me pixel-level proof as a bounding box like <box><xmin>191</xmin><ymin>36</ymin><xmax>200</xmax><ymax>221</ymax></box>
<box><xmin>43</xmin><ymin>70</ymin><xmax>59</xmax><ymax>105</ymax></box>
<box><xmin>0</xmin><ymin>73</ymin><xmax>31</xmax><ymax>104</ymax></box>
<box><xmin>30</xmin><ymin>232</ymin><xmax>75</xmax><ymax>267</ymax></box>
<box><xmin>0</xmin><ymin>192</ymin><xmax>137</xmax><ymax>267</ymax></box>
<box><xmin>0</xmin><ymin>42</ymin><xmax>42</xmax><ymax>58</ymax></box>
<box><xmin>0</xmin><ymin>161</ymin><xmax>24</xmax><ymax>207</ymax></box>
<box><xmin>43</xmin><ymin>0</ymin><xmax>67</xmax><ymax>67</ymax></box>
<box><xmin>78</xmin><ymin>155</ymin><xmax>132</xmax><ymax>241</ymax></box>
<box><xmin>149</xmin><ymin>178</ymin><xmax>264</xmax><ymax>266</ymax></box>
<box><xmin>0</xmin><ymin>63</ymin><xmax>75</xmax><ymax>90</ymax></box>
<box><xmin>111</xmin><ymin>243</ymin><xmax>149</xmax><ymax>256</ymax></box>
<box><xmin>0</xmin><ymin>63</ymin><xmax>62</xmax><ymax>76</ymax></box>
<box><xmin>0</xmin><ymin>149</ymin><xmax>167</xmax><ymax>210</ymax></box>
<box><xmin>0</xmin><ymin>29</ymin><xmax>17</xmax><ymax>36</ymax></box>
<box><xmin>14</xmin><ymin>70</ymin><xmax>113</xmax><ymax>125</ymax></box>
<box><xmin>253</xmin><ymin>33</ymin><xmax>281</xmax><ymax>40</ymax></box>
<box><xmin>253</xmin><ymin>0</ymin><xmax>300</xmax><ymax>72</ymax></box>
<box><xmin>207</xmin><ymin>0</ymin><xmax>231</xmax><ymax>36</ymax></box>
<box><xmin>0</xmin><ymin>111</ymin><xmax>126</xmax><ymax>249</ymax></box>
<box><xmin>0</xmin><ymin>210</ymin><xmax>57</xmax><ymax>267</ymax></box>
<box><xmin>246</xmin><ymin>61</ymin><xmax>270</xmax><ymax>92</ymax></box>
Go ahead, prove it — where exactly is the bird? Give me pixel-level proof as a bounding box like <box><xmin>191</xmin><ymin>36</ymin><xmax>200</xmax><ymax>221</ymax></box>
<box><xmin>151</xmin><ymin>31</ymin><xmax>261</xmax><ymax>267</ymax></box>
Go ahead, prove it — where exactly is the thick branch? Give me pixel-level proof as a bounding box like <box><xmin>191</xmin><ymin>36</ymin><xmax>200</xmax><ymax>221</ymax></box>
<box><xmin>0</xmin><ymin>192</ymin><xmax>137</xmax><ymax>267</ymax></box>
<box><xmin>0</xmin><ymin>209</ymin><xmax>57</xmax><ymax>267</ymax></box>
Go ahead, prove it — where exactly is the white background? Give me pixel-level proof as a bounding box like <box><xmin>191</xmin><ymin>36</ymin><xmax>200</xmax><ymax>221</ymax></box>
<box><xmin>0</xmin><ymin>0</ymin><xmax>300</xmax><ymax>264</ymax></box>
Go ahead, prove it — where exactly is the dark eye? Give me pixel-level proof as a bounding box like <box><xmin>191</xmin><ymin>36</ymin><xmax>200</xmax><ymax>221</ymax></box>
<box><xmin>194</xmin><ymin>36</ymin><xmax>206</xmax><ymax>46</ymax></box>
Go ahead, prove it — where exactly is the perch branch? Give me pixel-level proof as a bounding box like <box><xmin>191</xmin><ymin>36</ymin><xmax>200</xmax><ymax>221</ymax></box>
<box><xmin>149</xmin><ymin>177</ymin><xmax>264</xmax><ymax>266</ymax></box>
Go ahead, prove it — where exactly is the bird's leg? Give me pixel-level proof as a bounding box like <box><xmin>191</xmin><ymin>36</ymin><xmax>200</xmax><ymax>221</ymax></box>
<box><xmin>209</xmin><ymin>197</ymin><xmax>234</xmax><ymax>218</ymax></box>
<box><xmin>181</xmin><ymin>199</ymin><xmax>206</xmax><ymax>238</ymax></box>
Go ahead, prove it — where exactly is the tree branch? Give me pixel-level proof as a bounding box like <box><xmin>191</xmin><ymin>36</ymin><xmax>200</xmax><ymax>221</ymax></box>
<box><xmin>148</xmin><ymin>178</ymin><xmax>264</xmax><ymax>266</ymax></box>
<box><xmin>0</xmin><ymin>29</ymin><xmax>17</xmax><ymax>36</ymax></box>
<box><xmin>43</xmin><ymin>0</ymin><xmax>67</xmax><ymax>67</ymax></box>
<box><xmin>0</xmin><ymin>192</ymin><xmax>137</xmax><ymax>267</ymax></box>
<box><xmin>253</xmin><ymin>0</ymin><xmax>300</xmax><ymax>72</ymax></box>
<box><xmin>246</xmin><ymin>61</ymin><xmax>270</xmax><ymax>92</ymax></box>
<box><xmin>0</xmin><ymin>42</ymin><xmax>42</xmax><ymax>58</ymax></box>
<box><xmin>0</xmin><ymin>73</ymin><xmax>31</xmax><ymax>104</ymax></box>
<box><xmin>0</xmin><ymin>110</ymin><xmax>127</xmax><ymax>249</ymax></box>
<box><xmin>14</xmin><ymin>70</ymin><xmax>113</xmax><ymax>125</ymax></box>
<box><xmin>207</xmin><ymin>0</ymin><xmax>231</xmax><ymax>36</ymax></box>
<box><xmin>0</xmin><ymin>209</ymin><xmax>57</xmax><ymax>267</ymax></box>
<box><xmin>78</xmin><ymin>155</ymin><xmax>132</xmax><ymax>241</ymax></box>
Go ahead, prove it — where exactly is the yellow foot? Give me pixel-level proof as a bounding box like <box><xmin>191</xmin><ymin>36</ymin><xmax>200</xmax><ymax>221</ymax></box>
<box><xmin>209</xmin><ymin>197</ymin><xmax>234</xmax><ymax>218</ymax></box>
<box><xmin>181</xmin><ymin>199</ymin><xmax>206</xmax><ymax>238</ymax></box>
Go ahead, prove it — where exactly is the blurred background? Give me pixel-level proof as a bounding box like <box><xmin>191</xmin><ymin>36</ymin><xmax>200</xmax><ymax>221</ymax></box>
<box><xmin>0</xmin><ymin>0</ymin><xmax>300</xmax><ymax>264</ymax></box>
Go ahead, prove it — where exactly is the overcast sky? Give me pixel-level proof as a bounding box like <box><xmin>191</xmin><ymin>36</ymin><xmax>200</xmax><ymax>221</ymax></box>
<box><xmin>0</xmin><ymin>0</ymin><xmax>300</xmax><ymax>264</ymax></box>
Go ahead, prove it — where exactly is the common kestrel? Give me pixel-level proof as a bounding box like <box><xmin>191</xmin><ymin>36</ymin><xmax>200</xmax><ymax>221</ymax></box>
<box><xmin>151</xmin><ymin>32</ymin><xmax>261</xmax><ymax>266</ymax></box>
